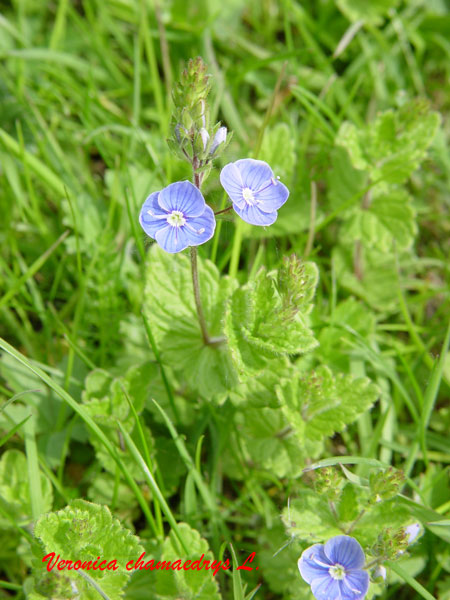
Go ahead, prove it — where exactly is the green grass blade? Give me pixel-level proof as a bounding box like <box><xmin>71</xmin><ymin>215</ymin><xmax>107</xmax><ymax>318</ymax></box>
<box><xmin>0</xmin><ymin>230</ymin><xmax>69</xmax><ymax>310</ymax></box>
<box><xmin>151</xmin><ymin>399</ymin><xmax>217</xmax><ymax>516</ymax></box>
<box><xmin>0</xmin><ymin>336</ymin><xmax>158</xmax><ymax>536</ymax></box>
<box><xmin>0</xmin><ymin>414</ymin><xmax>31</xmax><ymax>448</ymax></box>
<box><xmin>386</xmin><ymin>561</ymin><xmax>436</xmax><ymax>600</ymax></box>
<box><xmin>23</xmin><ymin>414</ymin><xmax>44</xmax><ymax>520</ymax></box>
<box><xmin>419</xmin><ymin>319</ymin><xmax>450</xmax><ymax>467</ymax></box>
<box><xmin>116</xmin><ymin>421</ymin><xmax>189</xmax><ymax>554</ymax></box>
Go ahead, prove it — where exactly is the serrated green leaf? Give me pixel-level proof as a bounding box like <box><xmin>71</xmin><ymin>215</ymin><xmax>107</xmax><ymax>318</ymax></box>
<box><xmin>224</xmin><ymin>256</ymin><xmax>319</xmax><ymax>376</ymax></box>
<box><xmin>327</xmin><ymin>146</ymin><xmax>368</xmax><ymax>211</ymax></box>
<box><xmin>259</xmin><ymin>122</ymin><xmax>296</xmax><ymax>181</ymax></box>
<box><xmin>342</xmin><ymin>190</ymin><xmax>417</xmax><ymax>251</ymax></box>
<box><xmin>281</xmin><ymin>490</ymin><xmax>342</xmax><ymax>543</ymax></box>
<box><xmin>228</xmin><ymin>357</ymin><xmax>291</xmax><ymax>408</ymax></box>
<box><xmin>143</xmin><ymin>245</ymin><xmax>239</xmax><ymax>398</ymax></box>
<box><xmin>147</xmin><ymin>523</ymin><xmax>222</xmax><ymax>599</ymax></box>
<box><xmin>280</xmin><ymin>365</ymin><xmax>379</xmax><ymax>441</ymax></box>
<box><xmin>32</xmin><ymin>499</ymin><xmax>144</xmax><ymax>600</ymax></box>
<box><xmin>332</xmin><ymin>245</ymin><xmax>401</xmax><ymax>312</ymax></box>
<box><xmin>232</xmin><ymin>404</ymin><xmax>315</xmax><ymax>479</ymax></box>
<box><xmin>317</xmin><ymin>298</ymin><xmax>376</xmax><ymax>370</ymax></box>
<box><xmin>82</xmin><ymin>367</ymin><xmax>154</xmax><ymax>479</ymax></box>
<box><xmin>337</xmin><ymin>100</ymin><xmax>441</xmax><ymax>186</ymax></box>
<box><xmin>0</xmin><ymin>449</ymin><xmax>53</xmax><ymax>528</ymax></box>
<box><xmin>354</xmin><ymin>498</ymin><xmax>412</xmax><ymax>547</ymax></box>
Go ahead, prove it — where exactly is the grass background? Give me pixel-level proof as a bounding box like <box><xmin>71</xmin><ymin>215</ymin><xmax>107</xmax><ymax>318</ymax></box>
<box><xmin>0</xmin><ymin>0</ymin><xmax>449</xmax><ymax>598</ymax></box>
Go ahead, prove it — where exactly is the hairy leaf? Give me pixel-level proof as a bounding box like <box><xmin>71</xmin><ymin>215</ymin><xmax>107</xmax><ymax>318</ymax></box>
<box><xmin>31</xmin><ymin>499</ymin><xmax>144</xmax><ymax>600</ymax></box>
<box><xmin>143</xmin><ymin>245</ymin><xmax>239</xmax><ymax>398</ymax></box>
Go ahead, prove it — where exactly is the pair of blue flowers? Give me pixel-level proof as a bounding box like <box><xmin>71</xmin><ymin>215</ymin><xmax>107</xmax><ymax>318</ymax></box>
<box><xmin>139</xmin><ymin>158</ymin><xmax>289</xmax><ymax>253</ymax></box>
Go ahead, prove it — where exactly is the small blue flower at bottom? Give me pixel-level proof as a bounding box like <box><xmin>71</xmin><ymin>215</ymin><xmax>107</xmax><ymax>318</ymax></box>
<box><xmin>220</xmin><ymin>158</ymin><xmax>289</xmax><ymax>226</ymax></box>
<box><xmin>139</xmin><ymin>181</ymin><xmax>215</xmax><ymax>254</ymax></box>
<box><xmin>298</xmin><ymin>535</ymin><xmax>369</xmax><ymax>600</ymax></box>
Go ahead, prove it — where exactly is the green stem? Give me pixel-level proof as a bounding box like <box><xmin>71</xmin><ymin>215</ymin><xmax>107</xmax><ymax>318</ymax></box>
<box><xmin>190</xmin><ymin>247</ymin><xmax>224</xmax><ymax>346</ymax></box>
<box><xmin>191</xmin><ymin>163</ymin><xmax>224</xmax><ymax>347</ymax></box>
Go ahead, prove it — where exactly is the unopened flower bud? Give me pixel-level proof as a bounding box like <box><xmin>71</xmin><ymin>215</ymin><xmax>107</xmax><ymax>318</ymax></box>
<box><xmin>405</xmin><ymin>523</ymin><xmax>420</xmax><ymax>544</ymax></box>
<box><xmin>373</xmin><ymin>565</ymin><xmax>387</xmax><ymax>582</ymax></box>
<box><xmin>211</xmin><ymin>126</ymin><xmax>227</xmax><ymax>154</ymax></box>
<box><xmin>200</xmin><ymin>128</ymin><xmax>210</xmax><ymax>151</ymax></box>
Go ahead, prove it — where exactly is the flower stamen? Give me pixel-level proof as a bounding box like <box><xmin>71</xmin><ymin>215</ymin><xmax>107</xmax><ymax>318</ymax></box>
<box><xmin>185</xmin><ymin>223</ymin><xmax>206</xmax><ymax>235</ymax></box>
<box><xmin>329</xmin><ymin>564</ymin><xmax>346</xmax><ymax>580</ymax></box>
<box><xmin>242</xmin><ymin>187</ymin><xmax>258</xmax><ymax>206</ymax></box>
<box><xmin>147</xmin><ymin>210</ymin><xmax>169</xmax><ymax>219</ymax></box>
<box><xmin>166</xmin><ymin>210</ymin><xmax>187</xmax><ymax>227</ymax></box>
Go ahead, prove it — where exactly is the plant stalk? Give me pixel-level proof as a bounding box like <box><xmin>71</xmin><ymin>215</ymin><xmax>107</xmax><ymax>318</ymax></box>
<box><xmin>190</xmin><ymin>246</ymin><xmax>210</xmax><ymax>345</ymax></box>
<box><xmin>190</xmin><ymin>165</ymin><xmax>225</xmax><ymax>347</ymax></box>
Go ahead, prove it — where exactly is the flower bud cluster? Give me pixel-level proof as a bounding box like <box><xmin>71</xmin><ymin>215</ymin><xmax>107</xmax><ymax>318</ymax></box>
<box><xmin>368</xmin><ymin>467</ymin><xmax>405</xmax><ymax>504</ymax></box>
<box><xmin>371</xmin><ymin>527</ymin><xmax>409</xmax><ymax>560</ymax></box>
<box><xmin>314</xmin><ymin>467</ymin><xmax>343</xmax><ymax>501</ymax></box>
<box><xmin>167</xmin><ymin>57</ymin><xmax>231</xmax><ymax>184</ymax></box>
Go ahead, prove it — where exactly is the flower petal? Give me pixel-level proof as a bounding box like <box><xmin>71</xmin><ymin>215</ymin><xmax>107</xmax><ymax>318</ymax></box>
<box><xmin>139</xmin><ymin>191</ymin><xmax>168</xmax><ymax>238</ymax></box>
<box><xmin>405</xmin><ymin>523</ymin><xmax>420</xmax><ymax>544</ymax></box>
<box><xmin>343</xmin><ymin>570</ymin><xmax>369</xmax><ymax>599</ymax></box>
<box><xmin>158</xmin><ymin>181</ymin><xmax>206</xmax><ymax>217</ymax></box>
<box><xmin>155</xmin><ymin>225</ymin><xmax>190</xmax><ymax>254</ymax></box>
<box><xmin>235</xmin><ymin>158</ymin><xmax>274</xmax><ymax>191</ymax></box>
<box><xmin>298</xmin><ymin>544</ymin><xmax>331</xmax><ymax>584</ymax></box>
<box><xmin>220</xmin><ymin>162</ymin><xmax>246</xmax><ymax>207</ymax></box>
<box><xmin>256</xmin><ymin>180</ymin><xmax>290</xmax><ymax>213</ymax></box>
<box><xmin>324</xmin><ymin>536</ymin><xmax>365</xmax><ymax>570</ymax></box>
<box><xmin>233</xmin><ymin>202</ymin><xmax>278</xmax><ymax>226</ymax></box>
<box><xmin>310</xmin><ymin>574</ymin><xmax>342</xmax><ymax>600</ymax></box>
<box><xmin>184</xmin><ymin>205</ymin><xmax>216</xmax><ymax>246</ymax></box>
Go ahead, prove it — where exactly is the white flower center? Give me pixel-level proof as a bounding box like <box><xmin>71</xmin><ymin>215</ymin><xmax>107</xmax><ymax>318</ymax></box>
<box><xmin>242</xmin><ymin>187</ymin><xmax>257</xmax><ymax>205</ymax></box>
<box><xmin>329</xmin><ymin>564</ymin><xmax>346</xmax><ymax>580</ymax></box>
<box><xmin>166</xmin><ymin>210</ymin><xmax>186</xmax><ymax>227</ymax></box>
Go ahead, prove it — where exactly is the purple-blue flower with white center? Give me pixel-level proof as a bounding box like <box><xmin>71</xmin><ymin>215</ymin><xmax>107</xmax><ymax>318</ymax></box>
<box><xmin>139</xmin><ymin>181</ymin><xmax>215</xmax><ymax>254</ymax></box>
<box><xmin>298</xmin><ymin>535</ymin><xmax>369</xmax><ymax>600</ymax></box>
<box><xmin>219</xmin><ymin>158</ymin><xmax>289</xmax><ymax>226</ymax></box>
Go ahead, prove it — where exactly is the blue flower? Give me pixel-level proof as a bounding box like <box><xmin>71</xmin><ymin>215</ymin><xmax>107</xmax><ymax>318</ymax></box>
<box><xmin>219</xmin><ymin>158</ymin><xmax>289</xmax><ymax>226</ymax></box>
<box><xmin>139</xmin><ymin>181</ymin><xmax>215</xmax><ymax>254</ymax></box>
<box><xmin>298</xmin><ymin>535</ymin><xmax>369</xmax><ymax>600</ymax></box>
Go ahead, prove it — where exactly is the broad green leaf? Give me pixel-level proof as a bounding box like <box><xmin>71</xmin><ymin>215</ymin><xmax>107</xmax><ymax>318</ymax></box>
<box><xmin>143</xmin><ymin>245</ymin><xmax>239</xmax><ymax>398</ymax></box>
<box><xmin>147</xmin><ymin>523</ymin><xmax>222</xmax><ymax>599</ymax></box>
<box><xmin>341</xmin><ymin>190</ymin><xmax>417</xmax><ymax>251</ymax></box>
<box><xmin>82</xmin><ymin>366</ymin><xmax>154</xmax><ymax>479</ymax></box>
<box><xmin>317</xmin><ymin>298</ymin><xmax>376</xmax><ymax>370</ymax></box>
<box><xmin>87</xmin><ymin>472</ymin><xmax>140</xmax><ymax>528</ymax></box>
<box><xmin>227</xmin><ymin>365</ymin><xmax>377</xmax><ymax>478</ymax></box>
<box><xmin>279</xmin><ymin>365</ymin><xmax>379</xmax><ymax>441</ymax></box>
<box><xmin>259</xmin><ymin>122</ymin><xmax>296</xmax><ymax>181</ymax></box>
<box><xmin>228</xmin><ymin>357</ymin><xmax>291</xmax><ymax>408</ymax></box>
<box><xmin>281</xmin><ymin>490</ymin><xmax>341</xmax><ymax>542</ymax></box>
<box><xmin>31</xmin><ymin>499</ymin><xmax>144</xmax><ymax>600</ymax></box>
<box><xmin>231</xmin><ymin>404</ymin><xmax>317</xmax><ymax>479</ymax></box>
<box><xmin>327</xmin><ymin>146</ymin><xmax>368</xmax><ymax>211</ymax></box>
<box><xmin>0</xmin><ymin>449</ymin><xmax>53</xmax><ymax>528</ymax></box>
<box><xmin>224</xmin><ymin>256</ymin><xmax>319</xmax><ymax>376</ymax></box>
<box><xmin>332</xmin><ymin>245</ymin><xmax>402</xmax><ymax>312</ymax></box>
<box><xmin>337</xmin><ymin>100</ymin><xmax>441</xmax><ymax>186</ymax></box>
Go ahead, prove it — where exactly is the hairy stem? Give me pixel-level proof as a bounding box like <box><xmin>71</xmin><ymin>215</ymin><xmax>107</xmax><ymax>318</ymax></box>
<box><xmin>214</xmin><ymin>205</ymin><xmax>233</xmax><ymax>216</ymax></box>
<box><xmin>190</xmin><ymin>246</ymin><xmax>210</xmax><ymax>345</ymax></box>
<box><xmin>346</xmin><ymin>508</ymin><xmax>366</xmax><ymax>534</ymax></box>
<box><xmin>190</xmin><ymin>170</ymin><xmax>225</xmax><ymax>347</ymax></box>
